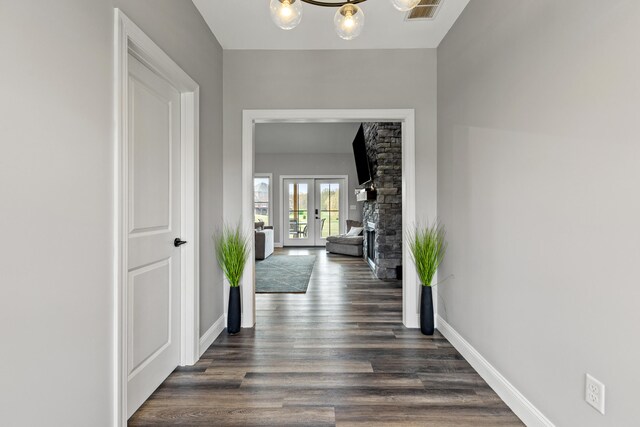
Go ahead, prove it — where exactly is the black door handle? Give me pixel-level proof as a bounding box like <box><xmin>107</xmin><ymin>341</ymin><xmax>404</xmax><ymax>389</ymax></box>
<box><xmin>174</xmin><ymin>238</ymin><xmax>187</xmax><ymax>247</ymax></box>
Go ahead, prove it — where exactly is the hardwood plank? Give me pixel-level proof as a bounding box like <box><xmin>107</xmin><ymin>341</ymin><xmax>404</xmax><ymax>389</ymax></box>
<box><xmin>335</xmin><ymin>405</ymin><xmax>523</xmax><ymax>427</ymax></box>
<box><xmin>282</xmin><ymin>388</ymin><xmax>505</xmax><ymax>407</ymax></box>
<box><xmin>205</xmin><ymin>359</ymin><xmax>374</xmax><ymax>374</ymax></box>
<box><xmin>241</xmin><ymin>372</ymin><xmax>425</xmax><ymax>390</ymax></box>
<box><xmin>129</xmin><ymin>407</ymin><xmax>335</xmax><ymax>426</ymax></box>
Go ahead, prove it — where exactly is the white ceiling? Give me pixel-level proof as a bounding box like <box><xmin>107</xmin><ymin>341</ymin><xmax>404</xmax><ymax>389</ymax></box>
<box><xmin>255</xmin><ymin>122</ymin><xmax>361</xmax><ymax>154</ymax></box>
<box><xmin>192</xmin><ymin>0</ymin><xmax>470</xmax><ymax>50</ymax></box>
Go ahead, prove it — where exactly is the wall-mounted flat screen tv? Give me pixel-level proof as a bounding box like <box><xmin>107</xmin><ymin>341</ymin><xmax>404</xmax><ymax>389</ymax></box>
<box><xmin>352</xmin><ymin>124</ymin><xmax>372</xmax><ymax>185</ymax></box>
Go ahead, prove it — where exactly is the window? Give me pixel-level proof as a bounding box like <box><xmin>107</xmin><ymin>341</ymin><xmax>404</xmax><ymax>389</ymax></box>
<box><xmin>254</xmin><ymin>175</ymin><xmax>271</xmax><ymax>225</ymax></box>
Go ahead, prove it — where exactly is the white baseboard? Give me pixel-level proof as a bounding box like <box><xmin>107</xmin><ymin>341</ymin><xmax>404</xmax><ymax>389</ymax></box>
<box><xmin>274</xmin><ymin>242</ymin><xmax>283</xmax><ymax>248</ymax></box>
<box><xmin>436</xmin><ymin>315</ymin><xmax>555</xmax><ymax>427</ymax></box>
<box><xmin>199</xmin><ymin>314</ymin><xmax>225</xmax><ymax>357</ymax></box>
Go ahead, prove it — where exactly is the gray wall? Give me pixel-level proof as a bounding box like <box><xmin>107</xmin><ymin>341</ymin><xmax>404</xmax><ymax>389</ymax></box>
<box><xmin>255</xmin><ymin>153</ymin><xmax>362</xmax><ymax>244</ymax></box>
<box><xmin>223</xmin><ymin>49</ymin><xmax>438</xmax><ymax>245</ymax></box>
<box><xmin>0</xmin><ymin>1</ymin><xmax>223</xmax><ymax>425</ymax></box>
<box><xmin>0</xmin><ymin>1</ymin><xmax>113</xmax><ymax>424</ymax></box>
<box><xmin>437</xmin><ymin>1</ymin><xmax>640</xmax><ymax>425</ymax></box>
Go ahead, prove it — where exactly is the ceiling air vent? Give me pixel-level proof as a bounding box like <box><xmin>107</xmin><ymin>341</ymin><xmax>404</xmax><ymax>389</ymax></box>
<box><xmin>405</xmin><ymin>0</ymin><xmax>442</xmax><ymax>21</ymax></box>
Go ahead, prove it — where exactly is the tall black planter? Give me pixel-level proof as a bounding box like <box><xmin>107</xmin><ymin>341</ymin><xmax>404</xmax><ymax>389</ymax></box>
<box><xmin>227</xmin><ymin>286</ymin><xmax>241</xmax><ymax>335</ymax></box>
<box><xmin>420</xmin><ymin>286</ymin><xmax>435</xmax><ymax>335</ymax></box>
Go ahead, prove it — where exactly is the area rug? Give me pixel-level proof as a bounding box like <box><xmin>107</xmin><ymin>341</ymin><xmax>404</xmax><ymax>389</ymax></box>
<box><xmin>255</xmin><ymin>255</ymin><xmax>317</xmax><ymax>293</ymax></box>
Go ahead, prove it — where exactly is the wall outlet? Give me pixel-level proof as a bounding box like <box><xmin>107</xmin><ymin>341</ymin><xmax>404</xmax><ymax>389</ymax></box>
<box><xmin>585</xmin><ymin>374</ymin><xmax>605</xmax><ymax>415</ymax></box>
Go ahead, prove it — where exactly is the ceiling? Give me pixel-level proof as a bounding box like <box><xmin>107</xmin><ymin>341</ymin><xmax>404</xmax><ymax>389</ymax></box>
<box><xmin>255</xmin><ymin>123</ymin><xmax>361</xmax><ymax>154</ymax></box>
<box><xmin>192</xmin><ymin>0</ymin><xmax>470</xmax><ymax>50</ymax></box>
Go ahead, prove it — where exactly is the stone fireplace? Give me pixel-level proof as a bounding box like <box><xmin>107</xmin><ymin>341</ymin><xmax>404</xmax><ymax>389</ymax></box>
<box><xmin>361</xmin><ymin>122</ymin><xmax>402</xmax><ymax>280</ymax></box>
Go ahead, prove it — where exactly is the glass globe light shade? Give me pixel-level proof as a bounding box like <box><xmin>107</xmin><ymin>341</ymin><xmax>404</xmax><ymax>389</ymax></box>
<box><xmin>270</xmin><ymin>0</ymin><xmax>303</xmax><ymax>30</ymax></box>
<box><xmin>334</xmin><ymin>4</ymin><xmax>364</xmax><ymax>40</ymax></box>
<box><xmin>390</xmin><ymin>0</ymin><xmax>421</xmax><ymax>12</ymax></box>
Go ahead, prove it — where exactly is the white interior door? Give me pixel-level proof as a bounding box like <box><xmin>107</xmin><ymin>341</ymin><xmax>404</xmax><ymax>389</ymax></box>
<box><xmin>283</xmin><ymin>178</ymin><xmax>315</xmax><ymax>246</ymax></box>
<box><xmin>126</xmin><ymin>54</ymin><xmax>182</xmax><ymax>418</ymax></box>
<box><xmin>314</xmin><ymin>179</ymin><xmax>345</xmax><ymax>245</ymax></box>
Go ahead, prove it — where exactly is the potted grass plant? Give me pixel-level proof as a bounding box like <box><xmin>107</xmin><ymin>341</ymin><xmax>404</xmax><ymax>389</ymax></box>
<box><xmin>408</xmin><ymin>221</ymin><xmax>447</xmax><ymax>335</ymax></box>
<box><xmin>214</xmin><ymin>223</ymin><xmax>249</xmax><ymax>335</ymax></box>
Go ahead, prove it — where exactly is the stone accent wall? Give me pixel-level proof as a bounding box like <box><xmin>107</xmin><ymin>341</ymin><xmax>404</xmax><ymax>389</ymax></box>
<box><xmin>362</xmin><ymin>122</ymin><xmax>402</xmax><ymax>279</ymax></box>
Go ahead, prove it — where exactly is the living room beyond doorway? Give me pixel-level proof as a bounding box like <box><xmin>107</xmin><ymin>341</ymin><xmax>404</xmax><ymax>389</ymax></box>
<box><xmin>253</xmin><ymin>121</ymin><xmax>403</xmax><ymax>297</ymax></box>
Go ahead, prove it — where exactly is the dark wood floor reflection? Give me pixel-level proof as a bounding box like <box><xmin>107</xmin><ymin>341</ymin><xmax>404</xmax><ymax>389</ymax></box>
<box><xmin>129</xmin><ymin>248</ymin><xmax>522</xmax><ymax>426</ymax></box>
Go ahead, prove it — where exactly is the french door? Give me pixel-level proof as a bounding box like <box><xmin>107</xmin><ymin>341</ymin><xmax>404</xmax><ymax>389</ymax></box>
<box><xmin>283</xmin><ymin>178</ymin><xmax>345</xmax><ymax>246</ymax></box>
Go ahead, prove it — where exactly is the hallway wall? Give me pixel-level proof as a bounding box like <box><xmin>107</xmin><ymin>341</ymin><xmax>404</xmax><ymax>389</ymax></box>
<box><xmin>0</xmin><ymin>1</ymin><xmax>223</xmax><ymax>425</ymax></box>
<box><xmin>437</xmin><ymin>1</ymin><xmax>640</xmax><ymax>425</ymax></box>
<box><xmin>222</xmin><ymin>49</ymin><xmax>438</xmax><ymax>246</ymax></box>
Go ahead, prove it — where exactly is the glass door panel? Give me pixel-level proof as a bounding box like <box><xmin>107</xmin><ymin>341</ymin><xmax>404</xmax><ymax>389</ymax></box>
<box><xmin>254</xmin><ymin>176</ymin><xmax>270</xmax><ymax>225</ymax></box>
<box><xmin>315</xmin><ymin>179</ymin><xmax>345</xmax><ymax>245</ymax></box>
<box><xmin>283</xmin><ymin>179</ymin><xmax>315</xmax><ymax>246</ymax></box>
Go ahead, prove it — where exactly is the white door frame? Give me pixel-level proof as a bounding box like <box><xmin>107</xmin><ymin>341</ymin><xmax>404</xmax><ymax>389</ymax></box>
<box><xmin>242</xmin><ymin>109</ymin><xmax>422</xmax><ymax>330</ymax></box>
<box><xmin>279</xmin><ymin>175</ymin><xmax>349</xmax><ymax>246</ymax></box>
<box><xmin>114</xmin><ymin>10</ymin><xmax>200</xmax><ymax>426</ymax></box>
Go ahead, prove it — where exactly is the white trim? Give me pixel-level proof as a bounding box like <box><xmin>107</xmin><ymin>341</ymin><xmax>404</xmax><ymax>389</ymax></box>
<box><xmin>114</xmin><ymin>9</ymin><xmax>200</xmax><ymax>426</ymax></box>
<box><xmin>436</xmin><ymin>315</ymin><xmax>555</xmax><ymax>427</ymax></box>
<box><xmin>199</xmin><ymin>315</ymin><xmax>226</xmax><ymax>357</ymax></box>
<box><xmin>242</xmin><ymin>109</ymin><xmax>419</xmax><ymax>329</ymax></box>
<box><xmin>253</xmin><ymin>173</ymin><xmax>273</xmax><ymax>227</ymax></box>
<box><xmin>279</xmin><ymin>175</ymin><xmax>349</xmax><ymax>246</ymax></box>
<box><xmin>274</xmin><ymin>243</ymin><xmax>284</xmax><ymax>248</ymax></box>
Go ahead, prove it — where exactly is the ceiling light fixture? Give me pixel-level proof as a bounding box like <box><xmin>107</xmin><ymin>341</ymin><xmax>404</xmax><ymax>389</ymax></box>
<box><xmin>334</xmin><ymin>3</ymin><xmax>364</xmax><ymax>40</ymax></box>
<box><xmin>270</xmin><ymin>0</ymin><xmax>421</xmax><ymax>40</ymax></box>
<box><xmin>270</xmin><ymin>0</ymin><xmax>303</xmax><ymax>30</ymax></box>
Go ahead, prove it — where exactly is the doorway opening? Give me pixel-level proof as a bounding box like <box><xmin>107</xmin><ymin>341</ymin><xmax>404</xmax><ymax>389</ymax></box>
<box><xmin>240</xmin><ymin>110</ymin><xmax>422</xmax><ymax>329</ymax></box>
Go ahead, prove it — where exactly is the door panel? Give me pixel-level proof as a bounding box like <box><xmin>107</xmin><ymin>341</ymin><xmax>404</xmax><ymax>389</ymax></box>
<box><xmin>126</xmin><ymin>54</ymin><xmax>181</xmax><ymax>418</ymax></box>
<box><xmin>128</xmin><ymin>259</ymin><xmax>171</xmax><ymax>375</ymax></box>
<box><xmin>315</xmin><ymin>179</ymin><xmax>345</xmax><ymax>245</ymax></box>
<box><xmin>283</xmin><ymin>179</ymin><xmax>314</xmax><ymax>246</ymax></box>
<box><xmin>129</xmin><ymin>79</ymin><xmax>172</xmax><ymax>235</ymax></box>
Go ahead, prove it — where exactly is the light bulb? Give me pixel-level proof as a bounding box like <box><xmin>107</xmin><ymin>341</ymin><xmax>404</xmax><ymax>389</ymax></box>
<box><xmin>334</xmin><ymin>4</ymin><xmax>364</xmax><ymax>40</ymax></box>
<box><xmin>390</xmin><ymin>0</ymin><xmax>421</xmax><ymax>12</ymax></box>
<box><xmin>270</xmin><ymin>0</ymin><xmax>303</xmax><ymax>30</ymax></box>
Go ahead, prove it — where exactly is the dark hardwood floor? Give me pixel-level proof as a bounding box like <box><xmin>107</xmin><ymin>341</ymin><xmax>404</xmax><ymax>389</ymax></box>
<box><xmin>129</xmin><ymin>248</ymin><xmax>523</xmax><ymax>426</ymax></box>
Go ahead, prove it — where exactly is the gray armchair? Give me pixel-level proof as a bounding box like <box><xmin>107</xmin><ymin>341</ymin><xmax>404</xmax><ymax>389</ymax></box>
<box><xmin>255</xmin><ymin>222</ymin><xmax>274</xmax><ymax>260</ymax></box>
<box><xmin>326</xmin><ymin>220</ymin><xmax>364</xmax><ymax>257</ymax></box>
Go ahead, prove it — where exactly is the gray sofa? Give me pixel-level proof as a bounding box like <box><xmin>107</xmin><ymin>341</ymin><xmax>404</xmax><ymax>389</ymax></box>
<box><xmin>326</xmin><ymin>220</ymin><xmax>364</xmax><ymax>257</ymax></box>
<box><xmin>255</xmin><ymin>222</ymin><xmax>274</xmax><ymax>260</ymax></box>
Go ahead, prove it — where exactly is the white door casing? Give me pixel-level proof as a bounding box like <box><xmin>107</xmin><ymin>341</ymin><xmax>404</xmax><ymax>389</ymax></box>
<box><xmin>125</xmin><ymin>55</ymin><xmax>182</xmax><ymax>417</ymax></box>
<box><xmin>114</xmin><ymin>10</ymin><xmax>200</xmax><ymax>426</ymax></box>
<box><xmin>242</xmin><ymin>110</ymin><xmax>419</xmax><ymax>330</ymax></box>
